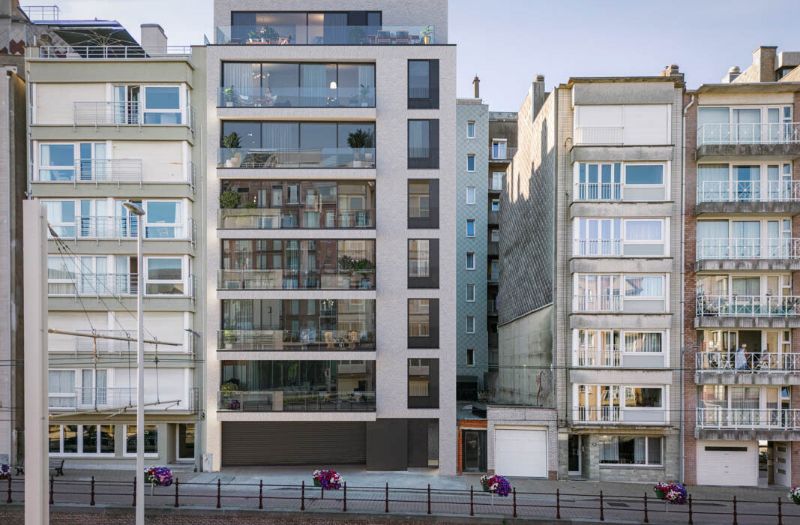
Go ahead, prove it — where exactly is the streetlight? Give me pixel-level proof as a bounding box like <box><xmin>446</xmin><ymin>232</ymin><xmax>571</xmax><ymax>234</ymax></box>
<box><xmin>122</xmin><ymin>201</ymin><xmax>146</xmax><ymax>525</ymax></box>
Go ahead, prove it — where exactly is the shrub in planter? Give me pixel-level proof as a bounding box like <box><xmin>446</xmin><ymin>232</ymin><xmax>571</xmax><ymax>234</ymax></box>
<box><xmin>219</xmin><ymin>190</ymin><xmax>241</xmax><ymax>209</ymax></box>
<box><xmin>789</xmin><ymin>486</ymin><xmax>800</xmax><ymax>505</ymax></box>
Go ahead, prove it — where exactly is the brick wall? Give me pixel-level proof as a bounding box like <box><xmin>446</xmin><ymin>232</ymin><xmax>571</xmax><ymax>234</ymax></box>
<box><xmin>683</xmin><ymin>92</ymin><xmax>699</xmax><ymax>485</ymax></box>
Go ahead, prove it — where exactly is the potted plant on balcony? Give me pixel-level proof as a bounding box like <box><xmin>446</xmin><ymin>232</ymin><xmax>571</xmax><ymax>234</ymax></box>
<box><xmin>359</xmin><ymin>83</ymin><xmax>371</xmax><ymax>107</ymax></box>
<box><xmin>221</xmin><ymin>380</ymin><xmax>241</xmax><ymax>410</ymax></box>
<box><xmin>219</xmin><ymin>190</ymin><xmax>240</xmax><ymax>210</ymax></box>
<box><xmin>221</xmin><ymin>329</ymin><xmax>239</xmax><ymax>349</ymax></box>
<box><xmin>223</xmin><ymin>86</ymin><xmax>235</xmax><ymax>107</ymax></box>
<box><xmin>420</xmin><ymin>26</ymin><xmax>433</xmax><ymax>45</ymax></box>
<box><xmin>352</xmin><ymin>258</ymin><xmax>374</xmax><ymax>289</ymax></box>
<box><xmin>346</xmin><ymin>129</ymin><xmax>374</xmax><ymax>168</ymax></box>
<box><xmin>222</xmin><ymin>132</ymin><xmax>242</xmax><ymax>168</ymax></box>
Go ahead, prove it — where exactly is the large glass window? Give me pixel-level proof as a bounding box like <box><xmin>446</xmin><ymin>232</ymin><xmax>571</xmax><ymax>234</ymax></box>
<box><xmin>48</xmin><ymin>370</ymin><xmax>76</xmax><ymax>408</ymax></box>
<box><xmin>625</xmin><ymin>165</ymin><xmax>664</xmax><ymax>185</ymax></box>
<box><xmin>408</xmin><ymin>180</ymin><xmax>439</xmax><ymax>229</ymax></box>
<box><xmin>408</xmin><ymin>60</ymin><xmax>439</xmax><ymax>109</ymax></box>
<box><xmin>39</xmin><ymin>144</ymin><xmax>75</xmax><ymax>181</ymax></box>
<box><xmin>144</xmin><ymin>201</ymin><xmax>181</xmax><ymax>239</ymax></box>
<box><xmin>624</xmin><ymin>387</ymin><xmax>663</xmax><ymax>408</ymax></box>
<box><xmin>145</xmin><ymin>257</ymin><xmax>184</xmax><ymax>295</ymax></box>
<box><xmin>624</xmin><ymin>332</ymin><xmax>663</xmax><ymax>353</ymax></box>
<box><xmin>125</xmin><ymin>425</ymin><xmax>159</xmax><ymax>455</ymax></box>
<box><xmin>230</xmin><ymin>11</ymin><xmax>382</xmax><ymax>45</ymax></box>
<box><xmin>142</xmin><ymin>86</ymin><xmax>182</xmax><ymax>124</ymax></box>
<box><xmin>409</xmin><ymin>299</ymin><xmax>438</xmax><ymax>348</ymax></box>
<box><xmin>408</xmin><ymin>120</ymin><xmax>439</xmax><ymax>169</ymax></box>
<box><xmin>49</xmin><ymin>424</ymin><xmax>113</xmax><ymax>456</ymax></box>
<box><xmin>599</xmin><ymin>436</ymin><xmax>662</xmax><ymax>465</ymax></box>
<box><xmin>408</xmin><ymin>359</ymin><xmax>439</xmax><ymax>409</ymax></box>
<box><xmin>624</xmin><ymin>275</ymin><xmax>664</xmax><ymax>298</ymax></box>
<box><xmin>408</xmin><ymin>239</ymin><xmax>439</xmax><ymax>288</ymax></box>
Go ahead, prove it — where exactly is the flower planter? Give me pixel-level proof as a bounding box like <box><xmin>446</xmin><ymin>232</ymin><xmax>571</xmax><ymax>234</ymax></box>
<box><xmin>480</xmin><ymin>474</ymin><xmax>511</xmax><ymax>497</ymax></box>
<box><xmin>312</xmin><ymin>469</ymin><xmax>342</xmax><ymax>490</ymax></box>
<box><xmin>789</xmin><ymin>486</ymin><xmax>800</xmax><ymax>505</ymax></box>
<box><xmin>0</xmin><ymin>464</ymin><xmax>10</xmax><ymax>480</ymax></box>
<box><xmin>654</xmin><ymin>482</ymin><xmax>687</xmax><ymax>504</ymax></box>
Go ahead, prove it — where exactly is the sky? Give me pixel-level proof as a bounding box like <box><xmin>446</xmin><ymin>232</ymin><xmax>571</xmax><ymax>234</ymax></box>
<box><xmin>45</xmin><ymin>0</ymin><xmax>800</xmax><ymax>111</ymax></box>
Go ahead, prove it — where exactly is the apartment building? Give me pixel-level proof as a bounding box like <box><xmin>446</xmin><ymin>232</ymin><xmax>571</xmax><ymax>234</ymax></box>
<box><xmin>685</xmin><ymin>46</ymin><xmax>800</xmax><ymax>488</ymax></box>
<box><xmin>26</xmin><ymin>18</ymin><xmax>204</xmax><ymax>467</ymax></box>
<box><xmin>204</xmin><ymin>0</ymin><xmax>456</xmax><ymax>473</ymax></box>
<box><xmin>497</xmin><ymin>70</ymin><xmax>684</xmax><ymax>481</ymax></box>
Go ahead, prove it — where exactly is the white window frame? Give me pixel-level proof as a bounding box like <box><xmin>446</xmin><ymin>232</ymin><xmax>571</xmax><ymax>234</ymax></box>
<box><xmin>143</xmin><ymin>200</ymin><xmax>184</xmax><ymax>240</ymax></box>
<box><xmin>623</xmin><ymin>274</ymin><xmax>666</xmax><ymax>300</ymax></box>
<box><xmin>623</xmin><ymin>163</ymin><xmax>667</xmax><ymax>190</ymax></box>
<box><xmin>465</xmin><ymin>251</ymin><xmax>476</xmax><ymax>270</ymax></box>
<box><xmin>466</xmin><ymin>154</ymin><xmax>476</xmax><ymax>172</ymax></box>
<box><xmin>122</xmin><ymin>424</ymin><xmax>160</xmax><ymax>458</ymax></box>
<box><xmin>466</xmin><ymin>120</ymin><xmax>476</xmax><ymax>139</ymax></box>
<box><xmin>141</xmin><ymin>85</ymin><xmax>185</xmax><ymax>125</ymax></box>
<box><xmin>623</xmin><ymin>385</ymin><xmax>665</xmax><ymax>410</ymax></box>
<box><xmin>491</xmin><ymin>139</ymin><xmax>507</xmax><ymax>159</ymax></box>
<box><xmin>466</xmin><ymin>219</ymin><xmax>476</xmax><ymax>238</ymax></box>
<box><xmin>465</xmin><ymin>186</ymin><xmax>476</xmax><ymax>205</ymax></box>
<box><xmin>491</xmin><ymin>172</ymin><xmax>504</xmax><ymax>191</ymax></box>
<box><xmin>598</xmin><ymin>435</ymin><xmax>663</xmax><ymax>467</ymax></box>
<box><xmin>144</xmin><ymin>256</ymin><xmax>186</xmax><ymax>296</ymax></box>
<box><xmin>465</xmin><ymin>283</ymin><xmax>476</xmax><ymax>302</ymax></box>
<box><xmin>622</xmin><ymin>219</ymin><xmax>665</xmax><ymax>244</ymax></box>
<box><xmin>48</xmin><ymin>424</ymin><xmax>116</xmax><ymax>457</ymax></box>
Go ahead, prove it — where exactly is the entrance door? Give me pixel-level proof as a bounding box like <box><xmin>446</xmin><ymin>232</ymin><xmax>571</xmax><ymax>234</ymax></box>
<box><xmin>773</xmin><ymin>442</ymin><xmax>792</xmax><ymax>487</ymax></box>
<box><xmin>462</xmin><ymin>430</ymin><xmax>486</xmax><ymax>472</ymax></box>
<box><xmin>568</xmin><ymin>435</ymin><xmax>582</xmax><ymax>476</ymax></box>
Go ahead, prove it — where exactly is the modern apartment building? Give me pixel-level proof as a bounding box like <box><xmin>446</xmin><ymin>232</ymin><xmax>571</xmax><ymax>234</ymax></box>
<box><xmin>685</xmin><ymin>46</ymin><xmax>800</xmax><ymax>487</ymax></box>
<box><xmin>26</xmin><ymin>18</ymin><xmax>204</xmax><ymax>467</ymax></box>
<box><xmin>497</xmin><ymin>70</ymin><xmax>685</xmax><ymax>481</ymax></box>
<box><xmin>204</xmin><ymin>0</ymin><xmax>456</xmax><ymax>473</ymax></box>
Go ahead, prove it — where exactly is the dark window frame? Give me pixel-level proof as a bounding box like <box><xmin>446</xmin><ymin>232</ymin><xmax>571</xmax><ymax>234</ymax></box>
<box><xmin>408</xmin><ymin>358</ymin><xmax>439</xmax><ymax>409</ymax></box>
<box><xmin>407</xmin><ymin>59</ymin><xmax>439</xmax><ymax>109</ymax></box>
<box><xmin>407</xmin><ymin>238</ymin><xmax>439</xmax><ymax>289</ymax></box>
<box><xmin>408</xmin><ymin>119</ymin><xmax>439</xmax><ymax>169</ymax></box>
<box><xmin>408</xmin><ymin>298</ymin><xmax>439</xmax><ymax>349</ymax></box>
<box><xmin>407</xmin><ymin>179</ymin><xmax>439</xmax><ymax>229</ymax></box>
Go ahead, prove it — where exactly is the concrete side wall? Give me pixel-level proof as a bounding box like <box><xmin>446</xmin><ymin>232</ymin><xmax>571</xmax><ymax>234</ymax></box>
<box><xmin>496</xmin><ymin>305</ymin><xmax>553</xmax><ymax>406</ymax></box>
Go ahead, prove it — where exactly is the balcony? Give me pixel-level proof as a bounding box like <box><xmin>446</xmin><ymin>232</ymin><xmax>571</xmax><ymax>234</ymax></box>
<box><xmin>695</xmin><ymin>295</ymin><xmax>800</xmax><ymax>328</ymax></box>
<box><xmin>696</xmin><ymin>122</ymin><xmax>800</xmax><ymax>159</ymax></box>
<box><xmin>488</xmin><ymin>211</ymin><xmax>499</xmax><ymax>226</ymax></box>
<box><xmin>573</xmin><ymin>239</ymin><xmax>666</xmax><ymax>258</ymax></box>
<box><xmin>489</xmin><ymin>146</ymin><xmax>517</xmax><ymax>162</ymax></box>
<box><xmin>49</xmin><ymin>387</ymin><xmax>198</xmax><ymax>412</ymax></box>
<box><xmin>218</xmin><ymin>269</ymin><xmax>375</xmax><ymax>291</ymax></box>
<box><xmin>696</xmin><ymin>181</ymin><xmax>800</xmax><ymax>214</ymax></box>
<box><xmin>219</xmin><ymin>147</ymin><xmax>375</xmax><ymax>170</ymax></box>
<box><xmin>32</xmin><ymin>45</ymin><xmax>192</xmax><ymax>60</ymax></box>
<box><xmin>48</xmin><ymin>217</ymin><xmax>194</xmax><ymax>243</ymax></box>
<box><xmin>48</xmin><ymin>273</ymin><xmax>194</xmax><ymax>298</ymax></box>
<box><xmin>574</xmin><ymin>346</ymin><xmax>666</xmax><ymax>368</ymax></box>
<box><xmin>696</xmin><ymin>408</ymin><xmax>800</xmax><ymax>439</ymax></box>
<box><xmin>218</xmin><ymin>208</ymin><xmax>374</xmax><ymax>230</ymax></box>
<box><xmin>218</xmin><ymin>86</ymin><xmax>375</xmax><ymax>109</ymax></box>
<box><xmin>573</xmin><ymin>294</ymin><xmax>622</xmax><ymax>313</ymax></box>
<box><xmin>574</xmin><ymin>182</ymin><xmax>667</xmax><ymax>202</ymax></box>
<box><xmin>217</xmin><ymin>329</ymin><xmax>375</xmax><ymax>352</ymax></box>
<box><xmin>574</xmin><ymin>126</ymin><xmax>624</xmax><ymax>146</ymax></box>
<box><xmin>696</xmin><ymin>238</ymin><xmax>800</xmax><ymax>271</ymax></box>
<box><xmin>35</xmin><ymin>159</ymin><xmax>143</xmax><ymax>184</ymax></box>
<box><xmin>487</xmin><ymin>300</ymin><xmax>498</xmax><ymax>316</ymax></box>
<box><xmin>573</xmin><ymin>406</ymin><xmax>667</xmax><ymax>426</ymax></box>
<box><xmin>48</xmin><ymin>329</ymin><xmax>191</xmax><ymax>355</ymax></box>
<box><xmin>214</xmin><ymin>25</ymin><xmax>436</xmax><ymax>45</ymax></box>
<box><xmin>217</xmin><ymin>390</ymin><xmax>376</xmax><ymax>412</ymax></box>
<box><xmin>73</xmin><ymin>102</ymin><xmax>190</xmax><ymax>127</ymax></box>
<box><xmin>696</xmin><ymin>351</ymin><xmax>800</xmax><ymax>385</ymax></box>
<box><xmin>487</xmin><ymin>241</ymin><xmax>499</xmax><ymax>257</ymax></box>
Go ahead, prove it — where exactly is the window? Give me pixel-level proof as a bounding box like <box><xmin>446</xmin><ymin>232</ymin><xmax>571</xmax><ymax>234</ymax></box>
<box><xmin>408</xmin><ymin>119</ymin><xmax>439</xmax><ymax>169</ymax></box>
<box><xmin>465</xmin><ymin>315</ymin><xmax>475</xmax><ymax>334</ymax></box>
<box><xmin>39</xmin><ymin>144</ymin><xmax>75</xmax><ymax>181</ymax></box>
<box><xmin>408</xmin><ymin>298</ymin><xmax>438</xmax><ymax>348</ymax></box>
<box><xmin>491</xmin><ymin>229</ymin><xmax>500</xmax><ymax>242</ymax></box>
<box><xmin>599</xmin><ymin>436</ymin><xmax>662</xmax><ymax>466</ymax></box>
<box><xmin>624</xmin><ymin>332</ymin><xmax>663</xmax><ymax>353</ymax></box>
<box><xmin>48</xmin><ymin>370</ymin><xmax>76</xmax><ymax>408</ymax></box>
<box><xmin>466</xmin><ymin>348</ymin><xmax>475</xmax><ymax>367</ymax></box>
<box><xmin>466</xmin><ymin>219</ymin><xmax>476</xmax><ymax>237</ymax></box>
<box><xmin>624</xmin><ymin>220</ymin><xmax>663</xmax><ymax>242</ymax></box>
<box><xmin>142</xmin><ymin>86</ymin><xmax>182</xmax><ymax>124</ymax></box>
<box><xmin>466</xmin><ymin>252</ymin><xmax>476</xmax><ymax>270</ymax></box>
<box><xmin>466</xmin><ymin>121</ymin><xmax>476</xmax><ymax>138</ymax></box>
<box><xmin>466</xmin><ymin>283</ymin><xmax>476</xmax><ymax>302</ymax></box>
<box><xmin>146</xmin><ymin>257</ymin><xmax>184</xmax><ymax>295</ymax></box>
<box><xmin>491</xmin><ymin>172</ymin><xmax>504</xmax><ymax>191</ymax></box>
<box><xmin>408</xmin><ymin>239</ymin><xmax>439</xmax><ymax>288</ymax></box>
<box><xmin>49</xmin><ymin>424</ymin><xmax>114</xmax><ymax>455</ymax></box>
<box><xmin>491</xmin><ymin>199</ymin><xmax>500</xmax><ymax>212</ymax></box>
<box><xmin>467</xmin><ymin>154</ymin><xmax>476</xmax><ymax>172</ymax></box>
<box><xmin>408</xmin><ymin>60</ymin><xmax>439</xmax><ymax>109</ymax></box>
<box><xmin>44</xmin><ymin>200</ymin><xmax>76</xmax><ymax>238</ymax></box>
<box><xmin>145</xmin><ymin>201</ymin><xmax>181</xmax><ymax>239</ymax></box>
<box><xmin>466</xmin><ymin>186</ymin><xmax>476</xmax><ymax>204</ymax></box>
<box><xmin>408</xmin><ymin>179</ymin><xmax>439</xmax><ymax>228</ymax></box>
<box><xmin>625</xmin><ymin>165</ymin><xmax>664</xmax><ymax>185</ymax></box>
<box><xmin>491</xmin><ymin>140</ymin><xmax>507</xmax><ymax>160</ymax></box>
<box><xmin>408</xmin><ymin>358</ymin><xmax>439</xmax><ymax>409</ymax></box>
<box><xmin>125</xmin><ymin>425</ymin><xmax>159</xmax><ymax>455</ymax></box>
<box><xmin>624</xmin><ymin>275</ymin><xmax>664</xmax><ymax>298</ymax></box>
<box><xmin>624</xmin><ymin>387</ymin><xmax>663</xmax><ymax>408</ymax></box>
<box><xmin>177</xmin><ymin>424</ymin><xmax>195</xmax><ymax>460</ymax></box>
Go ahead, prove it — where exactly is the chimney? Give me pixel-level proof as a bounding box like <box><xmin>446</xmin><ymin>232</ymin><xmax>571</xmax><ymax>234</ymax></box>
<box><xmin>753</xmin><ymin>46</ymin><xmax>778</xmax><ymax>82</ymax></box>
<box><xmin>141</xmin><ymin>24</ymin><xmax>168</xmax><ymax>55</ymax></box>
<box><xmin>721</xmin><ymin>66</ymin><xmax>741</xmax><ymax>83</ymax></box>
<box><xmin>532</xmin><ymin>74</ymin><xmax>546</xmax><ymax>120</ymax></box>
<box><xmin>660</xmin><ymin>64</ymin><xmax>681</xmax><ymax>77</ymax></box>
<box><xmin>472</xmin><ymin>75</ymin><xmax>480</xmax><ymax>99</ymax></box>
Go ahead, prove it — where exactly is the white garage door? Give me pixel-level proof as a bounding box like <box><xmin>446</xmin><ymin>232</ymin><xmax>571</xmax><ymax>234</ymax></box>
<box><xmin>696</xmin><ymin>441</ymin><xmax>758</xmax><ymax>486</ymax></box>
<box><xmin>494</xmin><ymin>428</ymin><xmax>547</xmax><ymax>478</ymax></box>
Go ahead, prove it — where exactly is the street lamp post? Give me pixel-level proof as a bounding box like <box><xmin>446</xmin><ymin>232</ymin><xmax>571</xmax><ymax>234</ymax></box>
<box><xmin>123</xmin><ymin>201</ymin><xmax>146</xmax><ymax>525</ymax></box>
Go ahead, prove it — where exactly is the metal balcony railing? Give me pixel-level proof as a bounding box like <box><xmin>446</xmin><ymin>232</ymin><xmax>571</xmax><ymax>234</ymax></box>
<box><xmin>573</xmin><ymin>239</ymin><xmax>622</xmax><ymax>257</ymax></box>
<box><xmin>574</xmin><ymin>346</ymin><xmax>621</xmax><ymax>367</ymax></box>
<box><xmin>49</xmin><ymin>387</ymin><xmax>198</xmax><ymax>412</ymax></box>
<box><xmin>696</xmin><ymin>351</ymin><xmax>800</xmax><ymax>372</ymax></box>
<box><xmin>573</xmin><ymin>294</ymin><xmax>623</xmax><ymax>313</ymax></box>
<box><xmin>214</xmin><ymin>25</ymin><xmax>436</xmax><ymax>45</ymax></box>
<box><xmin>33</xmin><ymin>45</ymin><xmax>192</xmax><ymax>59</ymax></box>
<box><xmin>217</xmin><ymin>329</ymin><xmax>375</xmax><ymax>351</ymax></box>
<box><xmin>73</xmin><ymin>101</ymin><xmax>186</xmax><ymax>126</ymax></box>
<box><xmin>48</xmin><ymin>217</ymin><xmax>194</xmax><ymax>241</ymax></box>
<box><xmin>696</xmin><ymin>238</ymin><xmax>800</xmax><ymax>260</ymax></box>
<box><xmin>218</xmin><ymin>390</ymin><xmax>376</xmax><ymax>412</ymax></box>
<box><xmin>697</xmin><ymin>181</ymin><xmax>800</xmax><ymax>203</ymax></box>
<box><xmin>574</xmin><ymin>126</ymin><xmax>624</xmax><ymax>145</ymax></box>
<box><xmin>48</xmin><ymin>273</ymin><xmax>194</xmax><ymax>298</ymax></box>
<box><xmin>36</xmin><ymin>158</ymin><xmax>143</xmax><ymax>183</ymax></box>
<box><xmin>219</xmin><ymin>147</ymin><xmax>375</xmax><ymax>169</ymax></box>
<box><xmin>574</xmin><ymin>406</ymin><xmax>621</xmax><ymax>423</ymax></box>
<box><xmin>697</xmin><ymin>122</ymin><xmax>800</xmax><ymax>146</ymax></box>
<box><xmin>218</xmin><ymin>208</ymin><xmax>374</xmax><ymax>230</ymax></box>
<box><xmin>574</xmin><ymin>183</ymin><xmax>623</xmax><ymax>201</ymax></box>
<box><xmin>696</xmin><ymin>407</ymin><xmax>800</xmax><ymax>430</ymax></box>
<box><xmin>48</xmin><ymin>329</ymin><xmax>190</xmax><ymax>355</ymax></box>
<box><xmin>218</xmin><ymin>86</ymin><xmax>375</xmax><ymax>108</ymax></box>
<box><xmin>218</xmin><ymin>269</ymin><xmax>375</xmax><ymax>291</ymax></box>
<box><xmin>696</xmin><ymin>294</ymin><xmax>800</xmax><ymax>317</ymax></box>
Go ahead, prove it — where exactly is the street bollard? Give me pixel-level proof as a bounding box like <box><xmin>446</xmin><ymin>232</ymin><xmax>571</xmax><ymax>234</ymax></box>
<box><xmin>343</xmin><ymin>481</ymin><xmax>347</xmax><ymax>512</ymax></box>
<box><xmin>427</xmin><ymin>483</ymin><xmax>431</xmax><ymax>515</ymax></box>
<box><xmin>733</xmin><ymin>495</ymin><xmax>738</xmax><ymax>525</ymax></box>
<box><xmin>556</xmin><ymin>488</ymin><xmax>561</xmax><ymax>520</ymax></box>
<box><xmin>6</xmin><ymin>476</ymin><xmax>11</xmax><ymax>504</ymax></box>
<box><xmin>216</xmin><ymin>478</ymin><xmax>221</xmax><ymax>509</ymax></box>
<box><xmin>777</xmin><ymin>496</ymin><xmax>783</xmax><ymax>525</ymax></box>
<box><xmin>131</xmin><ymin>476</ymin><xmax>135</xmax><ymax>507</ymax></box>
<box><xmin>90</xmin><ymin>476</ymin><xmax>95</xmax><ymax>506</ymax></box>
<box><xmin>174</xmin><ymin>478</ymin><xmax>179</xmax><ymax>508</ymax></box>
<box><xmin>385</xmin><ymin>482</ymin><xmax>389</xmax><ymax>513</ymax></box>
<box><xmin>259</xmin><ymin>480</ymin><xmax>263</xmax><ymax>510</ymax></box>
<box><xmin>50</xmin><ymin>476</ymin><xmax>54</xmax><ymax>505</ymax></box>
<box><xmin>688</xmin><ymin>494</ymin><xmax>693</xmax><ymax>524</ymax></box>
<box><xmin>301</xmin><ymin>480</ymin><xmax>305</xmax><ymax>511</ymax></box>
<box><xmin>513</xmin><ymin>487</ymin><xmax>517</xmax><ymax>518</ymax></box>
<box><xmin>643</xmin><ymin>492</ymin><xmax>649</xmax><ymax>523</ymax></box>
<box><xmin>470</xmin><ymin>485</ymin><xmax>474</xmax><ymax>516</ymax></box>
<box><xmin>599</xmin><ymin>490</ymin><xmax>605</xmax><ymax>522</ymax></box>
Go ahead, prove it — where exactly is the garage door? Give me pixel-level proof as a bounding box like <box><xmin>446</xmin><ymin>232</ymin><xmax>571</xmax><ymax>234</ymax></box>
<box><xmin>494</xmin><ymin>428</ymin><xmax>547</xmax><ymax>477</ymax></box>
<box><xmin>222</xmin><ymin>422</ymin><xmax>366</xmax><ymax>466</ymax></box>
<box><xmin>696</xmin><ymin>441</ymin><xmax>758</xmax><ymax>486</ymax></box>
